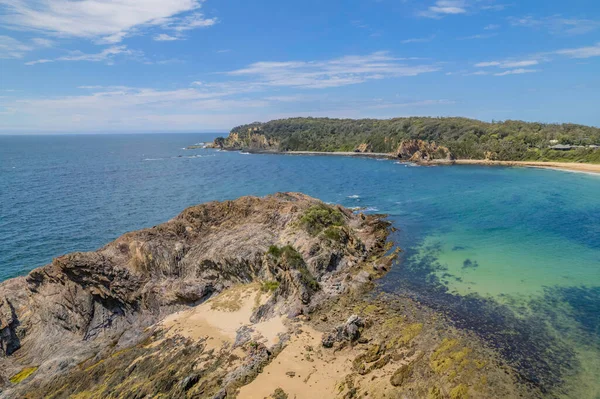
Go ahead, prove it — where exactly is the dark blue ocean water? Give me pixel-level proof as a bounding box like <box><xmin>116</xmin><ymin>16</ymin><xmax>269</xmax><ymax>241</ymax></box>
<box><xmin>1</xmin><ymin>133</ymin><xmax>599</xmax><ymax>396</ymax></box>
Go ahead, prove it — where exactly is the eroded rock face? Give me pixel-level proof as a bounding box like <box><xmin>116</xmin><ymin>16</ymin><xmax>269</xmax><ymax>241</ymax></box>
<box><xmin>396</xmin><ymin>140</ymin><xmax>453</xmax><ymax>162</ymax></box>
<box><xmin>214</xmin><ymin>129</ymin><xmax>279</xmax><ymax>151</ymax></box>
<box><xmin>0</xmin><ymin>193</ymin><xmax>390</xmax><ymax>396</ymax></box>
<box><xmin>355</xmin><ymin>143</ymin><xmax>372</xmax><ymax>153</ymax></box>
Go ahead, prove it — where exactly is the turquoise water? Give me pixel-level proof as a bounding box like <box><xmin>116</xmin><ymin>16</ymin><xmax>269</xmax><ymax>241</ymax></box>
<box><xmin>1</xmin><ymin>134</ymin><xmax>599</xmax><ymax>396</ymax></box>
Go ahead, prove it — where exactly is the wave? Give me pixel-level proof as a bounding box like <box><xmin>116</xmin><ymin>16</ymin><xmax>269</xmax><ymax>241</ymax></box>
<box><xmin>347</xmin><ymin>195</ymin><xmax>360</xmax><ymax>199</ymax></box>
<box><xmin>143</xmin><ymin>158</ymin><xmax>164</xmax><ymax>161</ymax></box>
<box><xmin>363</xmin><ymin>206</ymin><xmax>379</xmax><ymax>212</ymax></box>
<box><xmin>239</xmin><ymin>152</ymin><xmax>251</xmax><ymax>155</ymax></box>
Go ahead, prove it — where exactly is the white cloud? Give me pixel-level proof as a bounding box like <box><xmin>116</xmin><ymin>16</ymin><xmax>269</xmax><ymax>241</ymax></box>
<box><xmin>166</xmin><ymin>12</ymin><xmax>217</xmax><ymax>31</ymax></box>
<box><xmin>484</xmin><ymin>24</ymin><xmax>500</xmax><ymax>30</ymax></box>
<box><xmin>459</xmin><ymin>33</ymin><xmax>496</xmax><ymax>40</ymax></box>
<box><xmin>475</xmin><ymin>59</ymin><xmax>538</xmax><ymax>68</ymax></box>
<box><xmin>26</xmin><ymin>45</ymin><xmax>140</xmax><ymax>65</ymax></box>
<box><xmin>494</xmin><ymin>68</ymin><xmax>538</xmax><ymax>76</ymax></box>
<box><xmin>0</xmin><ymin>0</ymin><xmax>217</xmax><ymax>43</ymax></box>
<box><xmin>226</xmin><ymin>51</ymin><xmax>440</xmax><ymax>89</ymax></box>
<box><xmin>0</xmin><ymin>35</ymin><xmax>58</xmax><ymax>58</ymax></box>
<box><xmin>31</xmin><ymin>37</ymin><xmax>54</xmax><ymax>47</ymax></box>
<box><xmin>0</xmin><ymin>35</ymin><xmax>32</xmax><ymax>58</ymax></box>
<box><xmin>0</xmin><ymin>85</ymin><xmax>458</xmax><ymax>132</ymax></box>
<box><xmin>420</xmin><ymin>0</ymin><xmax>467</xmax><ymax>18</ymax></box>
<box><xmin>401</xmin><ymin>35</ymin><xmax>435</xmax><ymax>44</ymax></box>
<box><xmin>510</xmin><ymin>16</ymin><xmax>600</xmax><ymax>35</ymax></box>
<box><xmin>154</xmin><ymin>34</ymin><xmax>180</xmax><ymax>41</ymax></box>
<box><xmin>554</xmin><ymin>43</ymin><xmax>600</xmax><ymax>59</ymax></box>
<box><xmin>419</xmin><ymin>0</ymin><xmax>506</xmax><ymax>18</ymax></box>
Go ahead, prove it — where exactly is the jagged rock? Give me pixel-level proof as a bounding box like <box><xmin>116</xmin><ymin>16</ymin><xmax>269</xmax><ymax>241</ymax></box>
<box><xmin>180</xmin><ymin>373</ymin><xmax>201</xmax><ymax>391</ymax></box>
<box><xmin>0</xmin><ymin>193</ymin><xmax>390</xmax><ymax>397</ymax></box>
<box><xmin>235</xmin><ymin>326</ymin><xmax>254</xmax><ymax>347</ymax></box>
<box><xmin>396</xmin><ymin>140</ymin><xmax>453</xmax><ymax>162</ymax></box>
<box><xmin>354</xmin><ymin>143</ymin><xmax>372</xmax><ymax>153</ymax></box>
<box><xmin>322</xmin><ymin>315</ymin><xmax>365</xmax><ymax>347</ymax></box>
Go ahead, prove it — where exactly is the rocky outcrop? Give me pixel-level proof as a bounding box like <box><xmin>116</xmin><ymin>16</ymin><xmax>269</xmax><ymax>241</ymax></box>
<box><xmin>321</xmin><ymin>315</ymin><xmax>365</xmax><ymax>348</ymax></box>
<box><xmin>396</xmin><ymin>140</ymin><xmax>453</xmax><ymax>162</ymax></box>
<box><xmin>213</xmin><ymin>128</ymin><xmax>279</xmax><ymax>151</ymax></box>
<box><xmin>0</xmin><ymin>193</ymin><xmax>390</xmax><ymax>397</ymax></box>
<box><xmin>354</xmin><ymin>143</ymin><xmax>372</xmax><ymax>153</ymax></box>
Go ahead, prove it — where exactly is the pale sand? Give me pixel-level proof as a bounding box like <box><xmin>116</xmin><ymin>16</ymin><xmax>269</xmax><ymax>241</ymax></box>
<box><xmin>278</xmin><ymin>151</ymin><xmax>600</xmax><ymax>175</ymax></box>
<box><xmin>238</xmin><ymin>325</ymin><xmax>353</xmax><ymax>399</ymax></box>
<box><xmin>238</xmin><ymin>325</ymin><xmax>415</xmax><ymax>399</ymax></box>
<box><xmin>442</xmin><ymin>159</ymin><xmax>600</xmax><ymax>175</ymax></box>
<box><xmin>160</xmin><ymin>285</ymin><xmax>286</xmax><ymax>350</ymax></box>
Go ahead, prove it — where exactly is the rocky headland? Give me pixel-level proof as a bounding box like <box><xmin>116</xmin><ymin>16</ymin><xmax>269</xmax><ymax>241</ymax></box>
<box><xmin>0</xmin><ymin>193</ymin><xmax>537</xmax><ymax>398</ymax></box>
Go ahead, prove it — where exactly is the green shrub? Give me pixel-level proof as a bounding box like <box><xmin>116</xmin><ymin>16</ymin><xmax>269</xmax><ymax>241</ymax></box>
<box><xmin>323</xmin><ymin>226</ymin><xmax>342</xmax><ymax>241</ymax></box>
<box><xmin>265</xmin><ymin>245</ymin><xmax>319</xmax><ymax>291</ymax></box>
<box><xmin>261</xmin><ymin>281</ymin><xmax>280</xmax><ymax>292</ymax></box>
<box><xmin>299</xmin><ymin>205</ymin><xmax>345</xmax><ymax>236</ymax></box>
<box><xmin>267</xmin><ymin>245</ymin><xmax>282</xmax><ymax>257</ymax></box>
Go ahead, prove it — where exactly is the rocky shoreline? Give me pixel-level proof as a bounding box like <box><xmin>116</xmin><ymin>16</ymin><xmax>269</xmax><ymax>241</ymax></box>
<box><xmin>0</xmin><ymin>193</ymin><xmax>539</xmax><ymax>398</ymax></box>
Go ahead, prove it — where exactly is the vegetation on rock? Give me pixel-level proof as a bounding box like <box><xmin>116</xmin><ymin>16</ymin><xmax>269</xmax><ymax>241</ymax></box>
<box><xmin>299</xmin><ymin>204</ymin><xmax>345</xmax><ymax>236</ymax></box>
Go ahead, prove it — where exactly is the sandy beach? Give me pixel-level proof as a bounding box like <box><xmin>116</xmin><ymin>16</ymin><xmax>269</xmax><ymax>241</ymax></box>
<box><xmin>430</xmin><ymin>159</ymin><xmax>600</xmax><ymax>175</ymax></box>
<box><xmin>275</xmin><ymin>151</ymin><xmax>600</xmax><ymax>175</ymax></box>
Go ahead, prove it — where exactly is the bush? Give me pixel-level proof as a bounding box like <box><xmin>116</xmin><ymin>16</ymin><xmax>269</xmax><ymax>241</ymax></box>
<box><xmin>323</xmin><ymin>226</ymin><xmax>343</xmax><ymax>241</ymax></box>
<box><xmin>261</xmin><ymin>281</ymin><xmax>280</xmax><ymax>292</ymax></box>
<box><xmin>299</xmin><ymin>205</ymin><xmax>345</xmax><ymax>236</ymax></box>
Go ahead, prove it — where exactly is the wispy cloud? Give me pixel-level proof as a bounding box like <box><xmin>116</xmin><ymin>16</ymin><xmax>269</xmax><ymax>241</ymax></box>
<box><xmin>493</xmin><ymin>68</ymin><xmax>538</xmax><ymax>76</ymax></box>
<box><xmin>484</xmin><ymin>24</ymin><xmax>500</xmax><ymax>30</ymax></box>
<box><xmin>226</xmin><ymin>52</ymin><xmax>440</xmax><ymax>89</ymax></box>
<box><xmin>459</xmin><ymin>33</ymin><xmax>497</xmax><ymax>40</ymax></box>
<box><xmin>418</xmin><ymin>0</ymin><xmax>504</xmax><ymax>18</ymax></box>
<box><xmin>0</xmin><ymin>35</ymin><xmax>58</xmax><ymax>59</ymax></box>
<box><xmin>510</xmin><ymin>16</ymin><xmax>600</xmax><ymax>36</ymax></box>
<box><xmin>0</xmin><ymin>84</ymin><xmax>458</xmax><ymax>132</ymax></box>
<box><xmin>154</xmin><ymin>34</ymin><xmax>180</xmax><ymax>42</ymax></box>
<box><xmin>475</xmin><ymin>59</ymin><xmax>539</xmax><ymax>68</ymax></box>
<box><xmin>401</xmin><ymin>35</ymin><xmax>435</xmax><ymax>44</ymax></box>
<box><xmin>26</xmin><ymin>45</ymin><xmax>140</xmax><ymax>65</ymax></box>
<box><xmin>419</xmin><ymin>0</ymin><xmax>468</xmax><ymax>18</ymax></box>
<box><xmin>0</xmin><ymin>0</ymin><xmax>217</xmax><ymax>44</ymax></box>
<box><xmin>554</xmin><ymin>43</ymin><xmax>600</xmax><ymax>59</ymax></box>
<box><xmin>0</xmin><ymin>35</ymin><xmax>32</xmax><ymax>58</ymax></box>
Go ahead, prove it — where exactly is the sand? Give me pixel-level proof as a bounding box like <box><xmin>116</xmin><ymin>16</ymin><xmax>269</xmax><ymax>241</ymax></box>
<box><xmin>277</xmin><ymin>151</ymin><xmax>600</xmax><ymax>175</ymax></box>
<box><xmin>237</xmin><ymin>325</ymin><xmax>354</xmax><ymax>399</ymax></box>
<box><xmin>160</xmin><ymin>284</ymin><xmax>286</xmax><ymax>351</ymax></box>
<box><xmin>443</xmin><ymin>159</ymin><xmax>600</xmax><ymax>175</ymax></box>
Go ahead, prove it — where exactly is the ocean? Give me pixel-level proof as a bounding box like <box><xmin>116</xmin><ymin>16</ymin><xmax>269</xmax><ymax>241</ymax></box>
<box><xmin>1</xmin><ymin>133</ymin><xmax>599</xmax><ymax>397</ymax></box>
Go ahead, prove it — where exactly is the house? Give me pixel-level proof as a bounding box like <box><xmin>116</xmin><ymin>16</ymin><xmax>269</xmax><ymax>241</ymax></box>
<box><xmin>549</xmin><ymin>144</ymin><xmax>573</xmax><ymax>150</ymax></box>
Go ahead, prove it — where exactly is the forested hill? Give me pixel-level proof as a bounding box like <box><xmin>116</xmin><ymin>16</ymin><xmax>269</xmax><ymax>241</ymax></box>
<box><xmin>214</xmin><ymin>117</ymin><xmax>600</xmax><ymax>163</ymax></box>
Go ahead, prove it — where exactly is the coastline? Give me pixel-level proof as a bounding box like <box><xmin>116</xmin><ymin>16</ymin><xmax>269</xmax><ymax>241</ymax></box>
<box><xmin>428</xmin><ymin>159</ymin><xmax>600</xmax><ymax>176</ymax></box>
<box><xmin>239</xmin><ymin>149</ymin><xmax>600</xmax><ymax>175</ymax></box>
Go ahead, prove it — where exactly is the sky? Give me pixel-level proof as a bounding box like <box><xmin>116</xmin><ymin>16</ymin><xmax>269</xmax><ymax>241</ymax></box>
<box><xmin>0</xmin><ymin>0</ymin><xmax>600</xmax><ymax>133</ymax></box>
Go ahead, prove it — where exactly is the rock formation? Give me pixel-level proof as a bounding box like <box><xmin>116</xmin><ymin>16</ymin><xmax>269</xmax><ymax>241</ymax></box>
<box><xmin>395</xmin><ymin>140</ymin><xmax>453</xmax><ymax>162</ymax></box>
<box><xmin>211</xmin><ymin>128</ymin><xmax>279</xmax><ymax>151</ymax></box>
<box><xmin>354</xmin><ymin>143</ymin><xmax>372</xmax><ymax>153</ymax></box>
<box><xmin>0</xmin><ymin>193</ymin><xmax>390</xmax><ymax>397</ymax></box>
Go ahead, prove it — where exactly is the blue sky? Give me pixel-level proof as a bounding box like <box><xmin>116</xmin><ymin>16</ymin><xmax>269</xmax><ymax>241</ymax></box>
<box><xmin>1</xmin><ymin>0</ymin><xmax>599</xmax><ymax>133</ymax></box>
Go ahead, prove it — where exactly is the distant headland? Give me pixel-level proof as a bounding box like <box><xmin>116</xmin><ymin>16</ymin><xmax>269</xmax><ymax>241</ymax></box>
<box><xmin>203</xmin><ymin>117</ymin><xmax>600</xmax><ymax>174</ymax></box>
